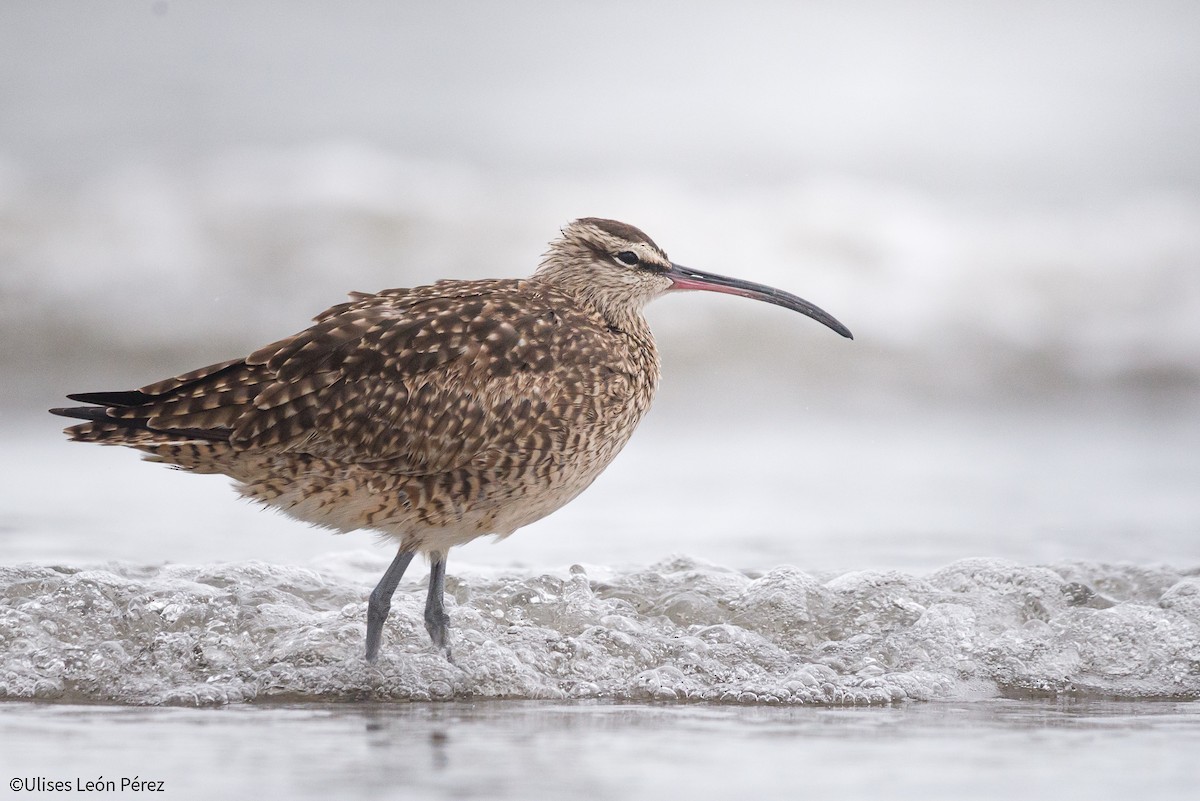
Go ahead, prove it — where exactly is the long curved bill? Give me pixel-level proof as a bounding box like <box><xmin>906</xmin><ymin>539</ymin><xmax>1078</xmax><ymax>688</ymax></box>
<box><xmin>666</xmin><ymin>263</ymin><xmax>853</xmax><ymax>339</ymax></box>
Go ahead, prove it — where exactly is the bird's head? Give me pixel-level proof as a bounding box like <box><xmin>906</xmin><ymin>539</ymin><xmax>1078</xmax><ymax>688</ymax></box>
<box><xmin>534</xmin><ymin>217</ymin><xmax>853</xmax><ymax>339</ymax></box>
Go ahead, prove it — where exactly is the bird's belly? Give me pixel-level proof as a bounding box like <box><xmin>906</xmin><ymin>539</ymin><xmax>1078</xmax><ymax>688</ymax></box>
<box><xmin>230</xmin><ymin>420</ymin><xmax>639</xmax><ymax>554</ymax></box>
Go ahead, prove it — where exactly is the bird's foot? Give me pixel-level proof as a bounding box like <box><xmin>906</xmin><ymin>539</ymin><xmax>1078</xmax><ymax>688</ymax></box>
<box><xmin>364</xmin><ymin>600</ymin><xmax>390</xmax><ymax>663</ymax></box>
<box><xmin>425</xmin><ymin>611</ymin><xmax>453</xmax><ymax>663</ymax></box>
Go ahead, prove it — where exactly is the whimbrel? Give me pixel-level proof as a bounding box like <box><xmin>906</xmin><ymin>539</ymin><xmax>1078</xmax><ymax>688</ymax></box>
<box><xmin>51</xmin><ymin>218</ymin><xmax>852</xmax><ymax>661</ymax></box>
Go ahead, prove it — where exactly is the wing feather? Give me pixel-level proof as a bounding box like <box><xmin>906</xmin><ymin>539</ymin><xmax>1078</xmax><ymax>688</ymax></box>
<box><xmin>65</xmin><ymin>280</ymin><xmax>632</xmax><ymax>478</ymax></box>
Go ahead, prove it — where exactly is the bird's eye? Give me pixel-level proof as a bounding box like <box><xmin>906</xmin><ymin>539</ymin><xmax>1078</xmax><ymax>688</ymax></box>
<box><xmin>614</xmin><ymin>251</ymin><xmax>640</xmax><ymax>267</ymax></box>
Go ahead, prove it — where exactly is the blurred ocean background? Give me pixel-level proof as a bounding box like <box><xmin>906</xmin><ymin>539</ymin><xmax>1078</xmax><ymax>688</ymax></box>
<box><xmin>2</xmin><ymin>2</ymin><xmax>1200</xmax><ymax>800</ymax></box>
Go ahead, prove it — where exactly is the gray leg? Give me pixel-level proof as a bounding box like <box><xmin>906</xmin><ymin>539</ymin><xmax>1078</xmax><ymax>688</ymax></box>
<box><xmin>365</xmin><ymin>547</ymin><xmax>416</xmax><ymax>662</ymax></box>
<box><xmin>424</xmin><ymin>553</ymin><xmax>452</xmax><ymax>659</ymax></box>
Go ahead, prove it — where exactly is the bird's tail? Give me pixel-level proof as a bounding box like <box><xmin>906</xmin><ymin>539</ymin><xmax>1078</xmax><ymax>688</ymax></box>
<box><xmin>51</xmin><ymin>387</ymin><xmax>238</xmax><ymax>473</ymax></box>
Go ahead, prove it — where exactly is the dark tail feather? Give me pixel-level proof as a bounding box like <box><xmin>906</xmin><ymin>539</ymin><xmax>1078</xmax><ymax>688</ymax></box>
<box><xmin>49</xmin><ymin>406</ymin><xmax>113</xmax><ymax>422</ymax></box>
<box><xmin>53</xmin><ymin>357</ymin><xmax>249</xmax><ymax>450</ymax></box>
<box><xmin>51</xmin><ymin>403</ymin><xmax>229</xmax><ymax>444</ymax></box>
<box><xmin>65</xmin><ymin>390</ymin><xmax>154</xmax><ymax>407</ymax></box>
<box><xmin>51</xmin><ymin>403</ymin><xmax>234</xmax><ymax>472</ymax></box>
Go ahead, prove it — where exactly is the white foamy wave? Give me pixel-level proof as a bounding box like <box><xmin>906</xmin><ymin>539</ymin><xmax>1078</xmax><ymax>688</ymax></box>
<box><xmin>2</xmin><ymin>555</ymin><xmax>1197</xmax><ymax>706</ymax></box>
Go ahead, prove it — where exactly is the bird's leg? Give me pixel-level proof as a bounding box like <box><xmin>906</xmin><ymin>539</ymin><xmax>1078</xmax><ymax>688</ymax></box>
<box><xmin>424</xmin><ymin>552</ymin><xmax>452</xmax><ymax>660</ymax></box>
<box><xmin>365</xmin><ymin>546</ymin><xmax>416</xmax><ymax>662</ymax></box>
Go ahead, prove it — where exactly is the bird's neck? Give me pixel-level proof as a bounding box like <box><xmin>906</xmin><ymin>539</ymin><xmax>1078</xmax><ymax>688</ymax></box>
<box><xmin>529</xmin><ymin>277</ymin><xmax>651</xmax><ymax>345</ymax></box>
<box><xmin>529</xmin><ymin>258</ymin><xmax>655</xmax><ymax>339</ymax></box>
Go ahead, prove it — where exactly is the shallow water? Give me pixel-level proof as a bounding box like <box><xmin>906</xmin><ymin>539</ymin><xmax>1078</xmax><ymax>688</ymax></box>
<box><xmin>6</xmin><ymin>397</ymin><xmax>1200</xmax><ymax>706</ymax></box>
<box><xmin>5</xmin><ymin>699</ymin><xmax>1200</xmax><ymax>801</ymax></box>
<box><xmin>8</xmin><ymin>347</ymin><xmax>1200</xmax><ymax>796</ymax></box>
<box><xmin>6</xmin><ymin>399</ymin><xmax>1200</xmax><ymax>798</ymax></box>
<box><xmin>11</xmin><ymin>397</ymin><xmax>1200</xmax><ymax>571</ymax></box>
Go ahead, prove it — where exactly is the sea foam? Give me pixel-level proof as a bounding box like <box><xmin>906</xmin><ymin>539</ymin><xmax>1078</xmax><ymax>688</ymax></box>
<box><xmin>2</xmin><ymin>555</ymin><xmax>1197</xmax><ymax>706</ymax></box>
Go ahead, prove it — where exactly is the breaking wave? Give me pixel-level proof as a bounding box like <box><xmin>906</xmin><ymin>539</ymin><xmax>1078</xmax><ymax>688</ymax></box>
<box><xmin>3</xmin><ymin>554</ymin><xmax>1198</xmax><ymax>706</ymax></box>
<box><xmin>4</xmin><ymin>147</ymin><xmax>1200</xmax><ymax>398</ymax></box>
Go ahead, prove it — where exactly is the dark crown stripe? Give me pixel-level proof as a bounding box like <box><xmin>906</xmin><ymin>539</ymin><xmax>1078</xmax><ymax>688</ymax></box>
<box><xmin>575</xmin><ymin>218</ymin><xmax>663</xmax><ymax>255</ymax></box>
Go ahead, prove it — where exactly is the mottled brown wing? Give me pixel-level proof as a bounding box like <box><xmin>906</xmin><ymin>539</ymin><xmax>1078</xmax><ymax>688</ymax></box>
<box><xmin>93</xmin><ymin>279</ymin><xmax>625</xmax><ymax>476</ymax></box>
